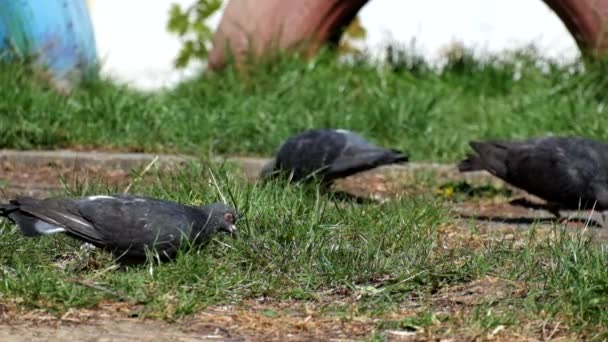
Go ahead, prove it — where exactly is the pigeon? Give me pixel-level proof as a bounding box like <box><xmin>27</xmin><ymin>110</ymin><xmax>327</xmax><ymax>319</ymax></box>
<box><xmin>261</xmin><ymin>129</ymin><xmax>409</xmax><ymax>184</ymax></box>
<box><xmin>458</xmin><ymin>136</ymin><xmax>608</xmax><ymax>226</ymax></box>
<box><xmin>0</xmin><ymin>194</ymin><xmax>238</xmax><ymax>260</ymax></box>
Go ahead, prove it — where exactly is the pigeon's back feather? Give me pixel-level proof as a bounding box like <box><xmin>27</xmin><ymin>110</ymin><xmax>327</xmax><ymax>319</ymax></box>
<box><xmin>276</xmin><ymin>129</ymin><xmax>345</xmax><ymax>181</ymax></box>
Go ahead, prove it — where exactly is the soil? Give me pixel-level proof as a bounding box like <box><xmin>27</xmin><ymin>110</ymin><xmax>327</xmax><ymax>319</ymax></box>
<box><xmin>0</xmin><ymin>287</ymin><xmax>578</xmax><ymax>341</ymax></box>
<box><xmin>0</xmin><ymin>150</ymin><xmax>596</xmax><ymax>341</ymax></box>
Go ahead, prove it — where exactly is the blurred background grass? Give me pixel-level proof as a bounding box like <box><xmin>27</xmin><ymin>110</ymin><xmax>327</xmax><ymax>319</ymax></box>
<box><xmin>2</xmin><ymin>47</ymin><xmax>606</xmax><ymax>162</ymax></box>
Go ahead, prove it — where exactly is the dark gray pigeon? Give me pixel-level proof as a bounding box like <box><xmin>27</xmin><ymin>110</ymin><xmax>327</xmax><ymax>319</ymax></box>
<box><xmin>261</xmin><ymin>129</ymin><xmax>408</xmax><ymax>184</ymax></box>
<box><xmin>0</xmin><ymin>194</ymin><xmax>238</xmax><ymax>260</ymax></box>
<box><xmin>458</xmin><ymin>136</ymin><xmax>608</xmax><ymax>225</ymax></box>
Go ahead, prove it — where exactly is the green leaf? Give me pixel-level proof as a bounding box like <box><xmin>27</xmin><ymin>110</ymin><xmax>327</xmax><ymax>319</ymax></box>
<box><xmin>196</xmin><ymin>0</ymin><xmax>222</xmax><ymax>18</ymax></box>
<box><xmin>167</xmin><ymin>4</ymin><xmax>190</xmax><ymax>36</ymax></box>
<box><xmin>167</xmin><ymin>0</ymin><xmax>224</xmax><ymax>68</ymax></box>
<box><xmin>175</xmin><ymin>40</ymin><xmax>196</xmax><ymax>68</ymax></box>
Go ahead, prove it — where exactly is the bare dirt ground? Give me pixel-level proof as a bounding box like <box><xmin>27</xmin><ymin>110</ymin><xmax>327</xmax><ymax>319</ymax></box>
<box><xmin>0</xmin><ymin>283</ymin><xmax>578</xmax><ymax>341</ymax></box>
<box><xmin>0</xmin><ymin>150</ymin><xmax>597</xmax><ymax>341</ymax></box>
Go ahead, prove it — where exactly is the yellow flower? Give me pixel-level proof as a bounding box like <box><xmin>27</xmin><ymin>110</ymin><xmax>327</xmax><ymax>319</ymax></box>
<box><xmin>435</xmin><ymin>186</ymin><xmax>454</xmax><ymax>198</ymax></box>
<box><xmin>443</xmin><ymin>186</ymin><xmax>454</xmax><ymax>197</ymax></box>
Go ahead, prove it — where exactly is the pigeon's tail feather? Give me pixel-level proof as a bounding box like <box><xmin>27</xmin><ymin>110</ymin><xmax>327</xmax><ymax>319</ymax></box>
<box><xmin>17</xmin><ymin>213</ymin><xmax>67</xmax><ymax>236</ymax></box>
<box><xmin>0</xmin><ymin>203</ymin><xmax>18</xmax><ymax>218</ymax></box>
<box><xmin>457</xmin><ymin>154</ymin><xmax>484</xmax><ymax>172</ymax></box>
<box><xmin>0</xmin><ymin>203</ymin><xmax>39</xmax><ymax>236</ymax></box>
<box><xmin>385</xmin><ymin>149</ymin><xmax>409</xmax><ymax>164</ymax></box>
<box><xmin>326</xmin><ymin>148</ymin><xmax>407</xmax><ymax>181</ymax></box>
<box><xmin>0</xmin><ymin>201</ymin><xmax>67</xmax><ymax>236</ymax></box>
<box><xmin>357</xmin><ymin>148</ymin><xmax>409</xmax><ymax>169</ymax></box>
<box><xmin>463</xmin><ymin>141</ymin><xmax>509</xmax><ymax>177</ymax></box>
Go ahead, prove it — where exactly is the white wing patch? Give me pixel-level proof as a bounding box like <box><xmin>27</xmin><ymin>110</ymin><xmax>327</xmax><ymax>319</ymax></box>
<box><xmin>34</xmin><ymin>220</ymin><xmax>66</xmax><ymax>235</ymax></box>
<box><xmin>87</xmin><ymin>195</ymin><xmax>116</xmax><ymax>201</ymax></box>
<box><xmin>87</xmin><ymin>195</ymin><xmax>147</xmax><ymax>203</ymax></box>
<box><xmin>334</xmin><ymin>129</ymin><xmax>351</xmax><ymax>134</ymax></box>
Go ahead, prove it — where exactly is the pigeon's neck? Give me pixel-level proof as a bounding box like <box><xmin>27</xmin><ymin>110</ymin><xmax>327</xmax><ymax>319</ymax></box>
<box><xmin>190</xmin><ymin>224</ymin><xmax>214</xmax><ymax>243</ymax></box>
<box><xmin>189</xmin><ymin>207</ymin><xmax>219</xmax><ymax>241</ymax></box>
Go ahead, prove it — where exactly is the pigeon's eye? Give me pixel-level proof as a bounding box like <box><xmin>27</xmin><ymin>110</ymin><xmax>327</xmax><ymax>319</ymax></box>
<box><xmin>224</xmin><ymin>212</ymin><xmax>235</xmax><ymax>223</ymax></box>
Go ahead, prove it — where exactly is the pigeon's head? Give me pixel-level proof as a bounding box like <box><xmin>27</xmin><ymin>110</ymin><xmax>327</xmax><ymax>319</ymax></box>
<box><xmin>201</xmin><ymin>202</ymin><xmax>239</xmax><ymax>237</ymax></box>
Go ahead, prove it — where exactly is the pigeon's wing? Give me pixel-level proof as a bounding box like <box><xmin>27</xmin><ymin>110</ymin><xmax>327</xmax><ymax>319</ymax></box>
<box><xmin>565</xmin><ymin>138</ymin><xmax>608</xmax><ymax>207</ymax></box>
<box><xmin>7</xmin><ymin>197</ymin><xmax>103</xmax><ymax>241</ymax></box>
<box><xmin>276</xmin><ymin>130</ymin><xmax>346</xmax><ymax>181</ymax></box>
<box><xmin>75</xmin><ymin>195</ymin><xmax>193</xmax><ymax>251</ymax></box>
<box><xmin>333</xmin><ymin>129</ymin><xmax>374</xmax><ymax>147</ymax></box>
<box><xmin>326</xmin><ymin>131</ymin><xmax>408</xmax><ymax>179</ymax></box>
<box><xmin>327</xmin><ymin>148</ymin><xmax>408</xmax><ymax>179</ymax></box>
<box><xmin>502</xmin><ymin>140</ymin><xmax>599</xmax><ymax>205</ymax></box>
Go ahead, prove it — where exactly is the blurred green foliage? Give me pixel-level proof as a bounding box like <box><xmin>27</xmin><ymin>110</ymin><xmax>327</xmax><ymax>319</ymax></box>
<box><xmin>167</xmin><ymin>0</ymin><xmax>223</xmax><ymax>68</ymax></box>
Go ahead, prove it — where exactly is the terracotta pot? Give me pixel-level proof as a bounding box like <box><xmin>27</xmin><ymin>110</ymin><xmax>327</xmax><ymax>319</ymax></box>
<box><xmin>209</xmin><ymin>0</ymin><xmax>608</xmax><ymax>70</ymax></box>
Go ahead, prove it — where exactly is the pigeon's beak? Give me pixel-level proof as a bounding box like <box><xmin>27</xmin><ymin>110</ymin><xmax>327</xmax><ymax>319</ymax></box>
<box><xmin>227</xmin><ymin>224</ymin><xmax>239</xmax><ymax>238</ymax></box>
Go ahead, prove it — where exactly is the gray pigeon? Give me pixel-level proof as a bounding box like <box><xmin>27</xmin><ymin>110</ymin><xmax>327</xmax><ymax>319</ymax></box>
<box><xmin>458</xmin><ymin>136</ymin><xmax>608</xmax><ymax>225</ymax></box>
<box><xmin>0</xmin><ymin>194</ymin><xmax>238</xmax><ymax>260</ymax></box>
<box><xmin>261</xmin><ymin>129</ymin><xmax>409</xmax><ymax>184</ymax></box>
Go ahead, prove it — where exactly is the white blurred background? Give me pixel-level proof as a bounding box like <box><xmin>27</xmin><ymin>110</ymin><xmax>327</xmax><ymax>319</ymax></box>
<box><xmin>87</xmin><ymin>0</ymin><xmax>579</xmax><ymax>90</ymax></box>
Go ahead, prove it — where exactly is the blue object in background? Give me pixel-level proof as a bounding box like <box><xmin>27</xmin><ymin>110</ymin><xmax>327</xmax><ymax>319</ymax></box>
<box><xmin>0</xmin><ymin>0</ymin><xmax>98</xmax><ymax>90</ymax></box>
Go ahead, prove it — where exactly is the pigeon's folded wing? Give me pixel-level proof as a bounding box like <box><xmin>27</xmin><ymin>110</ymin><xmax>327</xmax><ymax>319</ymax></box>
<box><xmin>76</xmin><ymin>197</ymin><xmax>189</xmax><ymax>248</ymax></box>
<box><xmin>327</xmin><ymin>149</ymin><xmax>407</xmax><ymax>178</ymax></box>
<box><xmin>503</xmin><ymin>145</ymin><xmax>598</xmax><ymax>203</ymax></box>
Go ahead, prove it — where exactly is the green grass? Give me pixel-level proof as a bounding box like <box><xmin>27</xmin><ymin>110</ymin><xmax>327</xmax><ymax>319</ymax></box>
<box><xmin>2</xmin><ymin>48</ymin><xmax>608</xmax><ymax>338</ymax></box>
<box><xmin>2</xmin><ymin>48</ymin><xmax>608</xmax><ymax>161</ymax></box>
<box><xmin>0</xmin><ymin>165</ymin><xmax>445</xmax><ymax>313</ymax></box>
<box><xmin>0</xmin><ymin>164</ymin><xmax>607</xmax><ymax>338</ymax></box>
